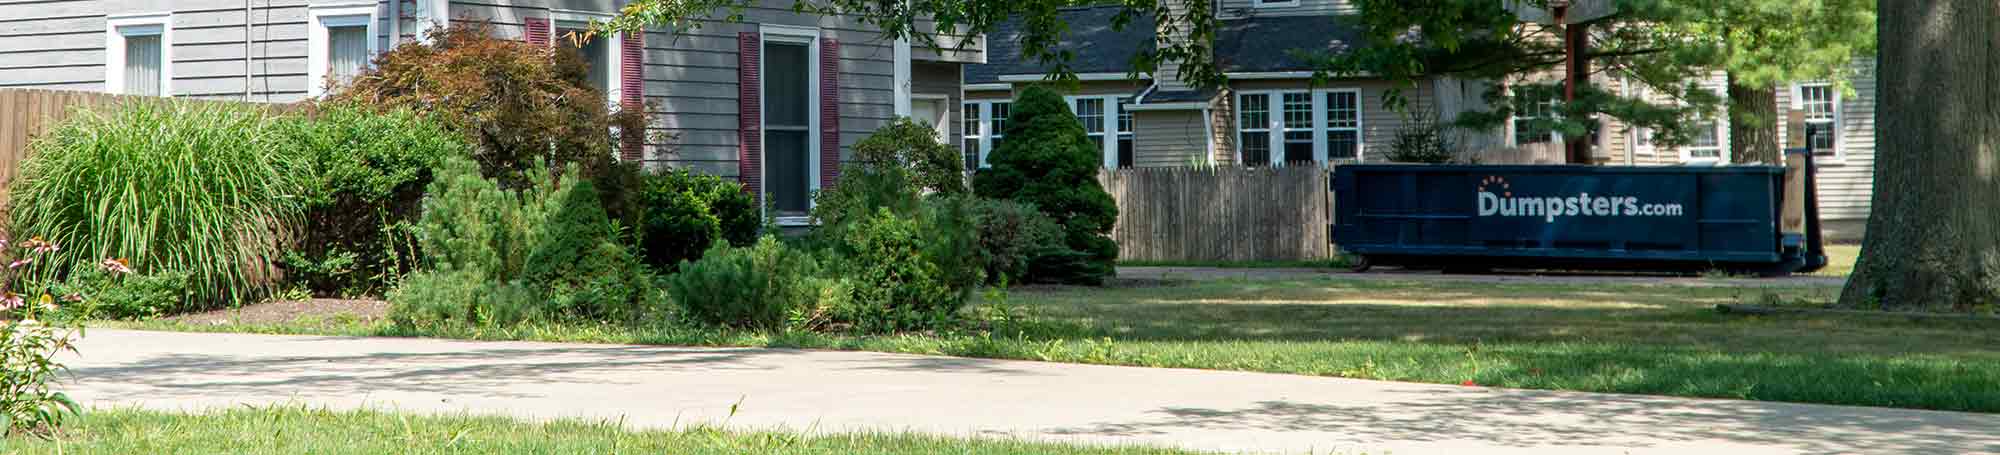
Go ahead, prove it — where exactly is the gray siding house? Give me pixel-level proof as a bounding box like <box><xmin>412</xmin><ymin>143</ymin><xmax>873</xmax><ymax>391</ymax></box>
<box><xmin>0</xmin><ymin>0</ymin><xmax>980</xmax><ymax>223</ymax></box>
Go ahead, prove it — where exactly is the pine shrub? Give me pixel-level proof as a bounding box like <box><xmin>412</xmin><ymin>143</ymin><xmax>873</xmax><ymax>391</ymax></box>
<box><xmin>971</xmin><ymin>86</ymin><xmax>1120</xmax><ymax>285</ymax></box>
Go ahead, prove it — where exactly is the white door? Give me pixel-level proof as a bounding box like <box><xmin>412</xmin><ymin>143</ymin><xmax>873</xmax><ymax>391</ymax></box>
<box><xmin>911</xmin><ymin>97</ymin><xmax>949</xmax><ymax>139</ymax></box>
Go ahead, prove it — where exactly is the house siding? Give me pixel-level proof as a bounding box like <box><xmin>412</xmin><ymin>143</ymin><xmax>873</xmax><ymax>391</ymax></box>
<box><xmin>1776</xmin><ymin>62</ymin><xmax>1877</xmax><ymax>221</ymax></box>
<box><xmin>451</xmin><ymin>0</ymin><xmax>942</xmax><ymax>178</ymax></box>
<box><xmin>1133</xmin><ymin>109</ymin><xmax>1210</xmax><ymax>167</ymax></box>
<box><xmin>1216</xmin><ymin>0</ymin><xmax>1356</xmax><ymax>19</ymax></box>
<box><xmin>0</xmin><ymin>0</ymin><xmax>393</xmax><ymax>101</ymax></box>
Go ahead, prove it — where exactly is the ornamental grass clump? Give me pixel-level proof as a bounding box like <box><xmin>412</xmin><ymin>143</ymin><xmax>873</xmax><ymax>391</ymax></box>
<box><xmin>9</xmin><ymin>101</ymin><xmax>306</xmax><ymax>307</ymax></box>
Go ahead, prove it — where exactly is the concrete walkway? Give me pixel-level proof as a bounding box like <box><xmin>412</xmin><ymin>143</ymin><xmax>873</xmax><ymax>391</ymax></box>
<box><xmin>1119</xmin><ymin>266</ymin><xmax>1849</xmax><ymax>288</ymax></box>
<box><xmin>64</xmin><ymin>329</ymin><xmax>1996</xmax><ymax>455</ymax></box>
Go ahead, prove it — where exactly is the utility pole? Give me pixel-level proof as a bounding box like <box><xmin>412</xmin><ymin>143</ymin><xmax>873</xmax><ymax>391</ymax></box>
<box><xmin>1552</xmin><ymin>0</ymin><xmax>1593</xmax><ymax>164</ymax></box>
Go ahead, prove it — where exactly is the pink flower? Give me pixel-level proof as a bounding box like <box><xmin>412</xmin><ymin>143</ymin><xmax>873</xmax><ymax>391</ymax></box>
<box><xmin>7</xmin><ymin>258</ymin><xmax>32</xmax><ymax>269</ymax></box>
<box><xmin>0</xmin><ymin>293</ymin><xmax>22</xmax><ymax>311</ymax></box>
<box><xmin>0</xmin><ymin>236</ymin><xmax>10</xmax><ymax>250</ymax></box>
<box><xmin>60</xmin><ymin>293</ymin><xmax>84</xmax><ymax>303</ymax></box>
<box><xmin>1460</xmin><ymin>380</ymin><xmax>1478</xmax><ymax>387</ymax></box>
<box><xmin>17</xmin><ymin>236</ymin><xmax>56</xmax><ymax>254</ymax></box>
<box><xmin>100</xmin><ymin>258</ymin><xmax>133</xmax><ymax>274</ymax></box>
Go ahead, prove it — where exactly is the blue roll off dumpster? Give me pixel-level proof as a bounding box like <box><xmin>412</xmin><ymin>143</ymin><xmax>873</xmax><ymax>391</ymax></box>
<box><xmin>1332</xmin><ymin>157</ymin><xmax>1828</xmax><ymax>276</ymax></box>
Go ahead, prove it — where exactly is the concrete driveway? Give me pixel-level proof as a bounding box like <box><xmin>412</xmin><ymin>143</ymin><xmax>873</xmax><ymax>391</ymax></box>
<box><xmin>63</xmin><ymin>329</ymin><xmax>1998</xmax><ymax>454</ymax></box>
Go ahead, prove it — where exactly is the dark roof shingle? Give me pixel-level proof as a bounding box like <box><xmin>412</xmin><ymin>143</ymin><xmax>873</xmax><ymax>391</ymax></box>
<box><xmin>964</xmin><ymin>6</ymin><xmax>1157</xmax><ymax>84</ymax></box>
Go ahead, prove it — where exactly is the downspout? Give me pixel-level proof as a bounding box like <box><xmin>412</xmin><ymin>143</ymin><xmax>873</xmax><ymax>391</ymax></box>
<box><xmin>244</xmin><ymin>0</ymin><xmax>254</xmax><ymax>99</ymax></box>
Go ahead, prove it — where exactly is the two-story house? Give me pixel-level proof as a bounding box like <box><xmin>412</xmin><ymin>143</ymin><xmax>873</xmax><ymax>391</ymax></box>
<box><xmin>0</xmin><ymin>0</ymin><xmax>980</xmax><ymax>222</ymax></box>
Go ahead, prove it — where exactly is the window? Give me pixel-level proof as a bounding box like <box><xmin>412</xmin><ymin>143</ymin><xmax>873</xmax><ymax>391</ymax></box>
<box><xmin>1117</xmin><ymin>97</ymin><xmax>1134</xmax><ymax>169</ymax></box>
<box><xmin>1255</xmin><ymin>0</ymin><xmax>1301</xmax><ymax>7</ymax></box>
<box><xmin>761</xmin><ymin>31</ymin><xmax>816</xmax><ymax>218</ymax></box>
<box><xmin>1632</xmin><ymin>126</ymin><xmax>1656</xmax><ymax>156</ymax></box>
<box><xmin>1512</xmin><ymin>95</ymin><xmax>1557</xmax><ymax>145</ymax></box>
<box><xmin>1325</xmin><ymin>90</ymin><xmax>1360</xmax><ymax>159</ymax></box>
<box><xmin>1798</xmin><ymin>83</ymin><xmax>1840</xmax><ymax>157</ymax></box>
<box><xmin>1237</xmin><ymin>93</ymin><xmax>1271</xmax><ymax>167</ymax></box>
<box><xmin>1685</xmin><ymin>120</ymin><xmax>1723</xmax><ymax>161</ymax></box>
<box><xmin>548</xmin><ymin>10</ymin><xmax>622</xmax><ymax>103</ymax></box>
<box><xmin>1236</xmin><ymin>89</ymin><xmax>1364</xmax><ymax>166</ymax></box>
<box><xmin>1068</xmin><ymin>95</ymin><xmax>1127</xmax><ymax>168</ymax></box>
<box><xmin>106</xmin><ymin>14</ymin><xmax>172</xmax><ymax>97</ymax></box>
<box><xmin>962</xmin><ymin>102</ymin><xmax>980</xmax><ymax>169</ymax></box>
<box><xmin>962</xmin><ymin>101</ymin><xmax>1011</xmax><ymax>168</ymax></box>
<box><xmin>308</xmin><ymin>5</ymin><xmax>378</xmax><ymax>97</ymax></box>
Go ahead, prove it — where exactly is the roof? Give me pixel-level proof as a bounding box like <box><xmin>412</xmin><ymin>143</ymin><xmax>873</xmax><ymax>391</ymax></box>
<box><xmin>963</xmin><ymin>6</ymin><xmax>1157</xmax><ymax>84</ymax></box>
<box><xmin>1137</xmin><ymin>88</ymin><xmax>1216</xmax><ymax>104</ymax></box>
<box><xmin>1214</xmin><ymin>15</ymin><xmax>1371</xmax><ymax>73</ymax></box>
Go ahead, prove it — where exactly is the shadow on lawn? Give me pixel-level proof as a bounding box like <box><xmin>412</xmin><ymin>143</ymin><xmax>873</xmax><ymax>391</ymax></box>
<box><xmin>1048</xmin><ymin>386</ymin><xmax>2000</xmax><ymax>453</ymax></box>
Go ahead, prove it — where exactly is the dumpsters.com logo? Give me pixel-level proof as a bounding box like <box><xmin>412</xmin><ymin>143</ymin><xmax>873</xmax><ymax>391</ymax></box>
<box><xmin>1475</xmin><ymin>176</ymin><xmax>1684</xmax><ymax>222</ymax></box>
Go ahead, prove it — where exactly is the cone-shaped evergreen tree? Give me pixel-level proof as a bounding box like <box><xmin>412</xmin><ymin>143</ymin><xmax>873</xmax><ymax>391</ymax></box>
<box><xmin>973</xmin><ymin>85</ymin><xmax>1118</xmax><ymax>285</ymax></box>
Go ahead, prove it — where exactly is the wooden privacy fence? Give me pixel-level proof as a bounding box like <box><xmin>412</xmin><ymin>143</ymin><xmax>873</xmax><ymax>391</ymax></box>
<box><xmin>1098</xmin><ymin>166</ymin><xmax>1331</xmax><ymax>262</ymax></box>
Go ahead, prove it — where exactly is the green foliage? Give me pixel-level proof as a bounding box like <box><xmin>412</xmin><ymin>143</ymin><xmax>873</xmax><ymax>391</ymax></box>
<box><xmin>1384</xmin><ymin>109</ymin><xmax>1459</xmax><ymax>164</ymax></box>
<box><xmin>824</xmin><ymin>201</ymin><xmax>984</xmax><ymax>332</ymax></box>
<box><xmin>0</xmin><ymin>243</ymin><xmax>85</xmax><ymax>438</ymax></box>
<box><xmin>329</xmin><ymin>24</ymin><xmax>646</xmax><ymax>186</ymax></box>
<box><xmin>971</xmin><ymin>199</ymin><xmax>1069</xmax><ymax>285</ymax></box>
<box><xmin>52</xmin><ymin>267</ymin><xmax>190</xmax><ymax>321</ymax></box>
<box><xmin>665</xmin><ymin>237</ymin><xmax>849</xmax><ymax>330</ymax></box>
<box><xmin>10</xmin><ymin>101</ymin><xmax>305</xmax><ymax>306</ymax></box>
<box><xmin>403</xmin><ymin>157</ymin><xmax>662</xmax><ymax>325</ymax></box>
<box><xmin>276</xmin><ymin>103</ymin><xmax>466</xmax><ymax>297</ymax></box>
<box><xmin>851</xmin><ymin>118</ymin><xmax>967</xmax><ymax>195</ymax></box>
<box><xmin>973</xmin><ymin>86</ymin><xmax>1118</xmax><ymax>285</ymax></box>
<box><xmin>631</xmin><ymin>169</ymin><xmax>760</xmax><ymax>271</ymax></box>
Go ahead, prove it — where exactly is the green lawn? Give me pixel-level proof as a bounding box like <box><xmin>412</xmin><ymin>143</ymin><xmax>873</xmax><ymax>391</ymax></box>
<box><xmin>110</xmin><ymin>277</ymin><xmax>2000</xmax><ymax>413</ymax></box>
<box><xmin>1814</xmin><ymin>243</ymin><xmax>1862</xmax><ymax>277</ymax></box>
<box><xmin>0</xmin><ymin>406</ymin><xmax>1200</xmax><ymax>454</ymax></box>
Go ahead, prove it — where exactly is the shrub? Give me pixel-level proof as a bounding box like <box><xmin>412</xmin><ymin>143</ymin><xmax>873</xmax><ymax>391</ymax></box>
<box><xmin>632</xmin><ymin>169</ymin><xmax>760</xmax><ymax>271</ymax></box>
<box><xmin>276</xmin><ymin>103</ymin><xmax>467</xmax><ymax>296</ymax></box>
<box><xmin>824</xmin><ymin>201</ymin><xmax>983</xmax><ymax>332</ymax></box>
<box><xmin>386</xmin><ymin>268</ymin><xmax>542</xmax><ymax>327</ymax></box>
<box><xmin>851</xmin><ymin>118</ymin><xmax>966</xmax><ymax>195</ymax></box>
<box><xmin>329</xmin><ymin>24</ymin><xmax>644</xmax><ymax>186</ymax></box>
<box><xmin>666</xmin><ymin>237</ymin><xmax>848</xmax><ymax>330</ymax></box>
<box><xmin>51</xmin><ymin>266</ymin><xmax>190</xmax><ymax>321</ymax></box>
<box><xmin>1</xmin><ymin>235</ymin><xmax>88</xmax><ymax>437</ymax></box>
<box><xmin>405</xmin><ymin>157</ymin><xmax>662</xmax><ymax>324</ymax></box>
<box><xmin>970</xmin><ymin>199</ymin><xmax>1069</xmax><ymax>285</ymax></box>
<box><xmin>10</xmin><ymin>101</ymin><xmax>305</xmax><ymax>306</ymax></box>
<box><xmin>972</xmin><ymin>86</ymin><xmax>1120</xmax><ymax>285</ymax></box>
<box><xmin>1385</xmin><ymin>109</ymin><xmax>1458</xmax><ymax>164</ymax></box>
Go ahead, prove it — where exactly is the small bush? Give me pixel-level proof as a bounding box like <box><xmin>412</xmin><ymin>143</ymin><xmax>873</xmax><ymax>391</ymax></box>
<box><xmin>522</xmin><ymin>179</ymin><xmax>664</xmax><ymax>322</ymax></box>
<box><xmin>971</xmin><ymin>199</ymin><xmax>1069</xmax><ymax>285</ymax></box>
<box><xmin>632</xmin><ymin>169</ymin><xmax>760</xmax><ymax>271</ymax></box>
<box><xmin>824</xmin><ymin>202</ymin><xmax>983</xmax><ymax>332</ymax></box>
<box><xmin>972</xmin><ymin>86</ymin><xmax>1119</xmax><ymax>285</ymax></box>
<box><xmin>666</xmin><ymin>237</ymin><xmax>848</xmax><ymax>330</ymax></box>
<box><xmin>851</xmin><ymin>118</ymin><xmax>966</xmax><ymax>195</ymax></box>
<box><xmin>52</xmin><ymin>266</ymin><xmax>190</xmax><ymax>321</ymax></box>
<box><xmin>1</xmin><ymin>236</ymin><xmax>87</xmax><ymax>437</ymax></box>
<box><xmin>10</xmin><ymin>101</ymin><xmax>306</xmax><ymax>306</ymax></box>
<box><xmin>386</xmin><ymin>268</ymin><xmax>542</xmax><ymax>327</ymax></box>
<box><xmin>277</xmin><ymin>103</ymin><xmax>466</xmax><ymax>296</ymax></box>
<box><xmin>330</xmin><ymin>23</ymin><xmax>645</xmax><ymax>185</ymax></box>
<box><xmin>1385</xmin><ymin>109</ymin><xmax>1458</xmax><ymax>164</ymax></box>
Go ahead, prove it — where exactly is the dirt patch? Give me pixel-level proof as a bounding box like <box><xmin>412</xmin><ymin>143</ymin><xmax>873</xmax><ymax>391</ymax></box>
<box><xmin>168</xmin><ymin>298</ymin><xmax>390</xmax><ymax>326</ymax></box>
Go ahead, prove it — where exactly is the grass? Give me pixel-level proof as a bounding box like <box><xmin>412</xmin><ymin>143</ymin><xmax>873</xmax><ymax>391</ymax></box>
<box><xmin>111</xmin><ymin>277</ymin><xmax>2000</xmax><ymax>413</ymax></box>
<box><xmin>1814</xmin><ymin>243</ymin><xmax>1862</xmax><ymax>277</ymax></box>
<box><xmin>0</xmin><ymin>406</ymin><xmax>1204</xmax><ymax>454</ymax></box>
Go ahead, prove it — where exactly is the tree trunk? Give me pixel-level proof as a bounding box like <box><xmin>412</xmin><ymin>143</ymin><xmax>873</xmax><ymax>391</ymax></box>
<box><xmin>1727</xmin><ymin>75</ymin><xmax>1780</xmax><ymax>164</ymax></box>
<box><xmin>1837</xmin><ymin>0</ymin><xmax>2000</xmax><ymax>311</ymax></box>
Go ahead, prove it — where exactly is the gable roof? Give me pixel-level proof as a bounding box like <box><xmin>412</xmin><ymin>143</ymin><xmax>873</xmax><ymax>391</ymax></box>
<box><xmin>964</xmin><ymin>6</ymin><xmax>1157</xmax><ymax>84</ymax></box>
<box><xmin>1214</xmin><ymin>15</ymin><xmax>1372</xmax><ymax>73</ymax></box>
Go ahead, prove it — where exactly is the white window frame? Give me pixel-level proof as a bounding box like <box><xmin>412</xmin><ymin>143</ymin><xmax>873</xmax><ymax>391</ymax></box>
<box><xmin>550</xmin><ymin>9</ymin><xmax>624</xmax><ymax>107</ymax></box>
<box><xmin>1116</xmin><ymin>96</ymin><xmax>1135</xmax><ymax>168</ymax></box>
<box><xmin>1679</xmin><ymin>119</ymin><xmax>1727</xmax><ymax>164</ymax></box>
<box><xmin>306</xmin><ymin>4</ymin><xmax>380</xmax><ymax>98</ymax></box>
<box><xmin>1066</xmin><ymin>95</ymin><xmax>1121</xmax><ymax>168</ymax></box>
<box><xmin>105</xmin><ymin>13</ymin><xmax>173</xmax><ymax>96</ymax></box>
<box><xmin>1234</xmin><ymin>88</ymin><xmax>1366</xmax><ymax>166</ymax></box>
<box><xmin>1254</xmin><ymin>0</ymin><xmax>1302</xmax><ymax>8</ymax></box>
<box><xmin>759</xmin><ymin>24</ymin><xmax>821</xmax><ymax>226</ymax></box>
<box><xmin>1793</xmin><ymin>82</ymin><xmax>1843</xmax><ymax>161</ymax></box>
<box><xmin>1631</xmin><ymin>126</ymin><xmax>1657</xmax><ymax>157</ymax></box>
<box><xmin>1508</xmin><ymin>95</ymin><xmax>1560</xmax><ymax>147</ymax></box>
<box><xmin>964</xmin><ymin>100</ymin><xmax>1011</xmax><ymax>168</ymax></box>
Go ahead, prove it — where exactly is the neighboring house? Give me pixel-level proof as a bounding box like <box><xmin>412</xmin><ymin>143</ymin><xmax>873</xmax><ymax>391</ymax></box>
<box><xmin>0</xmin><ymin>0</ymin><xmax>981</xmax><ymax>224</ymax></box>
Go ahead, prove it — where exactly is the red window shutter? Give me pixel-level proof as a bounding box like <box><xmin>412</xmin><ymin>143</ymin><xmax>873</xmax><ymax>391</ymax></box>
<box><xmin>819</xmin><ymin>38</ymin><xmax>840</xmax><ymax>189</ymax></box>
<box><xmin>737</xmin><ymin>32</ymin><xmax>762</xmax><ymax>201</ymax></box>
<box><xmin>524</xmin><ymin>17</ymin><xmax>551</xmax><ymax>46</ymax></box>
<box><xmin>620</xmin><ymin>31</ymin><xmax>645</xmax><ymax>161</ymax></box>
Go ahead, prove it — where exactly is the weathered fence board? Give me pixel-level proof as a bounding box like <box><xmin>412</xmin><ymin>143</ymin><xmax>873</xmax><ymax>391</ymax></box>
<box><xmin>1099</xmin><ymin>166</ymin><xmax>1331</xmax><ymax>262</ymax></box>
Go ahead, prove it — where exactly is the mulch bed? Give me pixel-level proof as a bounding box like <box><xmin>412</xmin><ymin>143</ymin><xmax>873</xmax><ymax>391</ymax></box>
<box><xmin>167</xmin><ymin>298</ymin><xmax>390</xmax><ymax>326</ymax></box>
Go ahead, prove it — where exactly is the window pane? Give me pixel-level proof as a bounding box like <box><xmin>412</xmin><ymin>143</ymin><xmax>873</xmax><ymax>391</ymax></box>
<box><xmin>1808</xmin><ymin>123</ymin><xmax>1837</xmax><ymax>156</ymax></box>
<box><xmin>766</xmin><ymin>130</ymin><xmax>811</xmax><ymax>215</ymax></box>
<box><xmin>1239</xmin><ymin>132</ymin><xmax>1269</xmax><ymax>167</ymax></box>
<box><xmin>1513</xmin><ymin>96</ymin><xmax>1554</xmax><ymax>145</ymax></box>
<box><xmin>1326</xmin><ymin>91</ymin><xmax>1358</xmax><ymax>128</ymax></box>
<box><xmin>327</xmin><ymin>25</ymin><xmax>369</xmax><ymax>88</ymax></box>
<box><xmin>1689</xmin><ymin>121</ymin><xmax>1721</xmax><ymax>159</ymax></box>
<box><xmin>962</xmin><ymin>103</ymin><xmax>980</xmax><ymax>138</ymax></box>
<box><xmin>1118</xmin><ymin>136</ymin><xmax>1134</xmax><ymax>168</ymax></box>
<box><xmin>1238</xmin><ymin>94</ymin><xmax>1268</xmax><ymax>131</ymax></box>
<box><xmin>1282</xmin><ymin>92</ymin><xmax>1312</xmax><ymax>129</ymax></box>
<box><xmin>561</xmin><ymin>28</ymin><xmax>612</xmax><ymax>95</ymax></box>
<box><xmin>1283</xmin><ymin>131</ymin><xmax>1313</xmax><ymax>164</ymax></box>
<box><xmin>1089</xmin><ymin>135</ymin><xmax>1104</xmax><ymax>151</ymax></box>
<box><xmin>763</xmin><ymin>41</ymin><xmax>810</xmax><ymax>127</ymax></box>
<box><xmin>1329</xmin><ymin>131</ymin><xmax>1359</xmax><ymax>159</ymax></box>
<box><xmin>992</xmin><ymin>102</ymin><xmax>1011</xmax><ymax>136</ymax></box>
<box><xmin>1801</xmin><ymin>85</ymin><xmax>1836</xmax><ymax>121</ymax></box>
<box><xmin>1075</xmin><ymin>98</ymin><xmax>1104</xmax><ymax>134</ymax></box>
<box><xmin>124</xmin><ymin>34</ymin><xmax>162</xmax><ymax>96</ymax></box>
<box><xmin>1116</xmin><ymin>98</ymin><xmax>1134</xmax><ymax>133</ymax></box>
